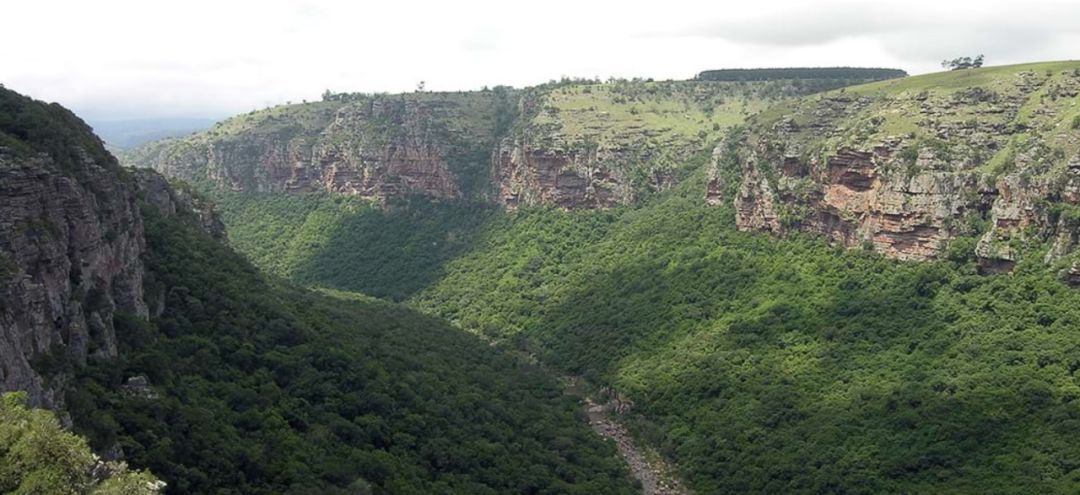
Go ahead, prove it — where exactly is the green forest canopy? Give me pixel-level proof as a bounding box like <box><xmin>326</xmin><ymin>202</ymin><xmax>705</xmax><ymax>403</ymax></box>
<box><xmin>71</xmin><ymin>62</ymin><xmax>1080</xmax><ymax>494</ymax></box>
<box><xmin>208</xmin><ymin>165</ymin><xmax>1080</xmax><ymax>493</ymax></box>
<box><xmin>59</xmin><ymin>207</ymin><xmax>635</xmax><ymax>495</ymax></box>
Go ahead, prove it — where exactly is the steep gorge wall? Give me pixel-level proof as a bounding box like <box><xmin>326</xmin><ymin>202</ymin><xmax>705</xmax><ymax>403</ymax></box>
<box><xmin>0</xmin><ymin>151</ymin><xmax>146</xmax><ymax>407</ymax></box>
<box><xmin>130</xmin><ymin>94</ymin><xmax>509</xmax><ymax>203</ymax></box>
<box><xmin>0</xmin><ymin>89</ymin><xmax>223</xmax><ymax>407</ymax></box>
<box><xmin>490</xmin><ymin>80</ymin><xmax>836</xmax><ymax>210</ymax></box>
<box><xmin>130</xmin><ymin>78</ymin><xmax>865</xmax><ymax>210</ymax></box>
<box><xmin>708</xmin><ymin>64</ymin><xmax>1080</xmax><ymax>276</ymax></box>
<box><xmin>491</xmin><ymin>138</ymin><xmax>658</xmax><ymax>209</ymax></box>
<box><xmin>0</xmin><ymin>154</ymin><xmax>221</xmax><ymax>407</ymax></box>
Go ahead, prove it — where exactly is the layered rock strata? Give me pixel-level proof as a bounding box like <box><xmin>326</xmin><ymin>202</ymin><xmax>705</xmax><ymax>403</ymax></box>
<box><xmin>708</xmin><ymin>66</ymin><xmax>1080</xmax><ymax>268</ymax></box>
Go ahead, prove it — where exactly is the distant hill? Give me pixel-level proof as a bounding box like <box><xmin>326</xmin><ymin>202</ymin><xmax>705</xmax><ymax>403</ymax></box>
<box><xmin>88</xmin><ymin>117</ymin><xmax>216</xmax><ymax>148</ymax></box>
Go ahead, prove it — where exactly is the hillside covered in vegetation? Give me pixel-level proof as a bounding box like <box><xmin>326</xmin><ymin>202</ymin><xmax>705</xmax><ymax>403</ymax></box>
<box><xmin>0</xmin><ymin>86</ymin><xmax>636</xmax><ymax>495</ymax></box>
<box><xmin>62</xmin><ymin>207</ymin><xmax>636</xmax><ymax>494</ymax></box>
<box><xmin>0</xmin><ymin>392</ymin><xmax>162</xmax><ymax>494</ymax></box>
<box><xmin>184</xmin><ymin>63</ymin><xmax>1080</xmax><ymax>494</ymax></box>
<box><xmin>148</xmin><ymin>74</ymin><xmax>902</xmax><ymax>296</ymax></box>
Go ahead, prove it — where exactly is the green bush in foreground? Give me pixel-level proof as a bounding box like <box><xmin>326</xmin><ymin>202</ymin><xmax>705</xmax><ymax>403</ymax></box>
<box><xmin>0</xmin><ymin>392</ymin><xmax>162</xmax><ymax>495</ymax></box>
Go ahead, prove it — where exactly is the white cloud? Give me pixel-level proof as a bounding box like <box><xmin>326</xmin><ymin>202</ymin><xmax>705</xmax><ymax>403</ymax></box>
<box><xmin>0</xmin><ymin>0</ymin><xmax>1076</xmax><ymax>120</ymax></box>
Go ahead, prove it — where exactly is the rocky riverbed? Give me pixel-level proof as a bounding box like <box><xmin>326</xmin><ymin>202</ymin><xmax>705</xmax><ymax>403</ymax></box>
<box><xmin>564</xmin><ymin>377</ymin><xmax>688</xmax><ymax>495</ymax></box>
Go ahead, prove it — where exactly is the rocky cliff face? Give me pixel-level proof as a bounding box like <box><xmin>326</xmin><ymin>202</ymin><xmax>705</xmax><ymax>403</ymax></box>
<box><xmin>0</xmin><ymin>88</ymin><xmax>222</xmax><ymax>407</ymax></box>
<box><xmin>718</xmin><ymin>142</ymin><xmax>994</xmax><ymax>261</ymax></box>
<box><xmin>132</xmin><ymin>169</ymin><xmax>226</xmax><ymax>240</ymax></box>
<box><xmin>708</xmin><ymin>62</ymin><xmax>1080</xmax><ymax>274</ymax></box>
<box><xmin>128</xmin><ymin>92</ymin><xmax>512</xmax><ymax>203</ymax></box>
<box><xmin>127</xmin><ymin>79</ymin><xmax>873</xmax><ymax>211</ymax></box>
<box><xmin>491</xmin><ymin>80</ymin><xmax>831</xmax><ymax>210</ymax></box>
<box><xmin>492</xmin><ymin>139</ymin><xmax>652</xmax><ymax>209</ymax></box>
<box><xmin>0</xmin><ymin>150</ymin><xmax>146</xmax><ymax>407</ymax></box>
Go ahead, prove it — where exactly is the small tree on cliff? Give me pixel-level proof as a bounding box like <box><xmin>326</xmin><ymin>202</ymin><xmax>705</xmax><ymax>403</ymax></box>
<box><xmin>942</xmin><ymin>55</ymin><xmax>985</xmax><ymax>70</ymax></box>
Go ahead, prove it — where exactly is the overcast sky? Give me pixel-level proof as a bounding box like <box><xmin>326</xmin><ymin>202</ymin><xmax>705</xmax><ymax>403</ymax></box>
<box><xmin>2</xmin><ymin>0</ymin><xmax>1078</xmax><ymax>120</ymax></box>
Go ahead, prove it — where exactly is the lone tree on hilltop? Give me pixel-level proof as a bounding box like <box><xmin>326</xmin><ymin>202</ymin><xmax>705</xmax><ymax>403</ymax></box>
<box><xmin>942</xmin><ymin>55</ymin><xmax>985</xmax><ymax>70</ymax></box>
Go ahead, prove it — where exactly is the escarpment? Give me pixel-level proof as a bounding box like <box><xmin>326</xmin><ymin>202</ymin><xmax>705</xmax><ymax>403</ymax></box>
<box><xmin>0</xmin><ymin>88</ymin><xmax>222</xmax><ymax>407</ymax></box>
<box><xmin>719</xmin><ymin>142</ymin><xmax>991</xmax><ymax>261</ymax></box>
<box><xmin>128</xmin><ymin>92</ymin><xmax>513</xmax><ymax>203</ymax></box>
<box><xmin>708</xmin><ymin>62</ymin><xmax>1080</xmax><ymax>273</ymax></box>
<box><xmin>127</xmin><ymin>76</ymin><xmax>888</xmax><ymax>210</ymax></box>
<box><xmin>128</xmin><ymin>82</ymin><xmax>726</xmax><ymax>209</ymax></box>
<box><xmin>491</xmin><ymin>79</ymin><xmax>886</xmax><ymax>209</ymax></box>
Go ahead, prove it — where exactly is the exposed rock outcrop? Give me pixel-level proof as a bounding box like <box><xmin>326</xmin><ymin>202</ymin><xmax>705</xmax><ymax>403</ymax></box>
<box><xmin>0</xmin><ymin>88</ymin><xmax>223</xmax><ymax>407</ymax></box>
<box><xmin>128</xmin><ymin>79</ymin><xmax>876</xmax><ymax>211</ymax></box>
<box><xmin>492</xmin><ymin>140</ymin><xmax>645</xmax><ymax>209</ymax></box>
<box><xmin>709</xmin><ymin>64</ymin><xmax>1080</xmax><ymax>270</ymax></box>
<box><xmin>0</xmin><ymin>149</ymin><xmax>146</xmax><ymax>407</ymax></box>
<box><xmin>729</xmin><ymin>145</ymin><xmax>988</xmax><ymax>261</ymax></box>
<box><xmin>974</xmin><ymin>174</ymin><xmax>1050</xmax><ymax>272</ymax></box>
<box><xmin>732</xmin><ymin>161</ymin><xmax>781</xmax><ymax>233</ymax></box>
<box><xmin>132</xmin><ymin>169</ymin><xmax>226</xmax><ymax>239</ymax></box>
<box><xmin>128</xmin><ymin>93</ymin><xmax>509</xmax><ymax>203</ymax></box>
<box><xmin>489</xmin><ymin>80</ymin><xmax>823</xmax><ymax>210</ymax></box>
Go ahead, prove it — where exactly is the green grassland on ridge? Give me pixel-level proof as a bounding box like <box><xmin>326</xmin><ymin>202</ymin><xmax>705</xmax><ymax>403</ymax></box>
<box><xmin>748</xmin><ymin>61</ymin><xmax>1080</xmax><ymax>178</ymax></box>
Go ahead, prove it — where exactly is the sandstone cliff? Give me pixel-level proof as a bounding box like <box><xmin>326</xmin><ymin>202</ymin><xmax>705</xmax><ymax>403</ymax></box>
<box><xmin>707</xmin><ymin>62</ymin><xmax>1080</xmax><ymax>275</ymax></box>
<box><xmin>126</xmin><ymin>90</ymin><xmax>516</xmax><ymax>203</ymax></box>
<box><xmin>0</xmin><ymin>87</ymin><xmax>221</xmax><ymax>406</ymax></box>
<box><xmin>126</xmin><ymin>78</ymin><xmax>884</xmax><ymax>210</ymax></box>
<box><xmin>492</xmin><ymin>79</ymin><xmax>855</xmax><ymax>209</ymax></box>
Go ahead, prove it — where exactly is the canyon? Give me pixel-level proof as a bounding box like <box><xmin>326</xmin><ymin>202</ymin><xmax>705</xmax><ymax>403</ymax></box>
<box><xmin>6</xmin><ymin>62</ymin><xmax>1080</xmax><ymax>495</ymax></box>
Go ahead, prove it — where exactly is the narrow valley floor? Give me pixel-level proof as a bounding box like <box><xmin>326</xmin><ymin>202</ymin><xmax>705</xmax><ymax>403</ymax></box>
<box><xmin>563</xmin><ymin>377</ymin><xmax>688</xmax><ymax>495</ymax></box>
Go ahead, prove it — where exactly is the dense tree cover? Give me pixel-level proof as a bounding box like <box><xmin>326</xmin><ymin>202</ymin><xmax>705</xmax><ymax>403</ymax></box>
<box><xmin>696</xmin><ymin>67</ymin><xmax>907</xmax><ymax>82</ymax></box>
<box><xmin>210</xmin><ymin>192</ymin><xmax>495</xmax><ymax>300</ymax></box>
<box><xmin>413</xmin><ymin>173</ymin><xmax>1080</xmax><ymax>494</ymax></box>
<box><xmin>0</xmin><ymin>392</ymin><xmax>162</xmax><ymax>494</ymax></box>
<box><xmin>214</xmin><ymin>166</ymin><xmax>1080</xmax><ymax>493</ymax></box>
<box><xmin>0</xmin><ymin>86</ymin><xmax>116</xmax><ymax>171</ymax></box>
<box><xmin>55</xmin><ymin>209</ymin><xmax>634</xmax><ymax>494</ymax></box>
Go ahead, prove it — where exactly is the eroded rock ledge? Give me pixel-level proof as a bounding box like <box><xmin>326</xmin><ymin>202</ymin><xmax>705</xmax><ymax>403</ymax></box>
<box><xmin>0</xmin><ymin>148</ymin><xmax>223</xmax><ymax>407</ymax></box>
<box><xmin>131</xmin><ymin>96</ymin><xmax>484</xmax><ymax>203</ymax></box>
<box><xmin>707</xmin><ymin>66</ymin><xmax>1080</xmax><ymax>272</ymax></box>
